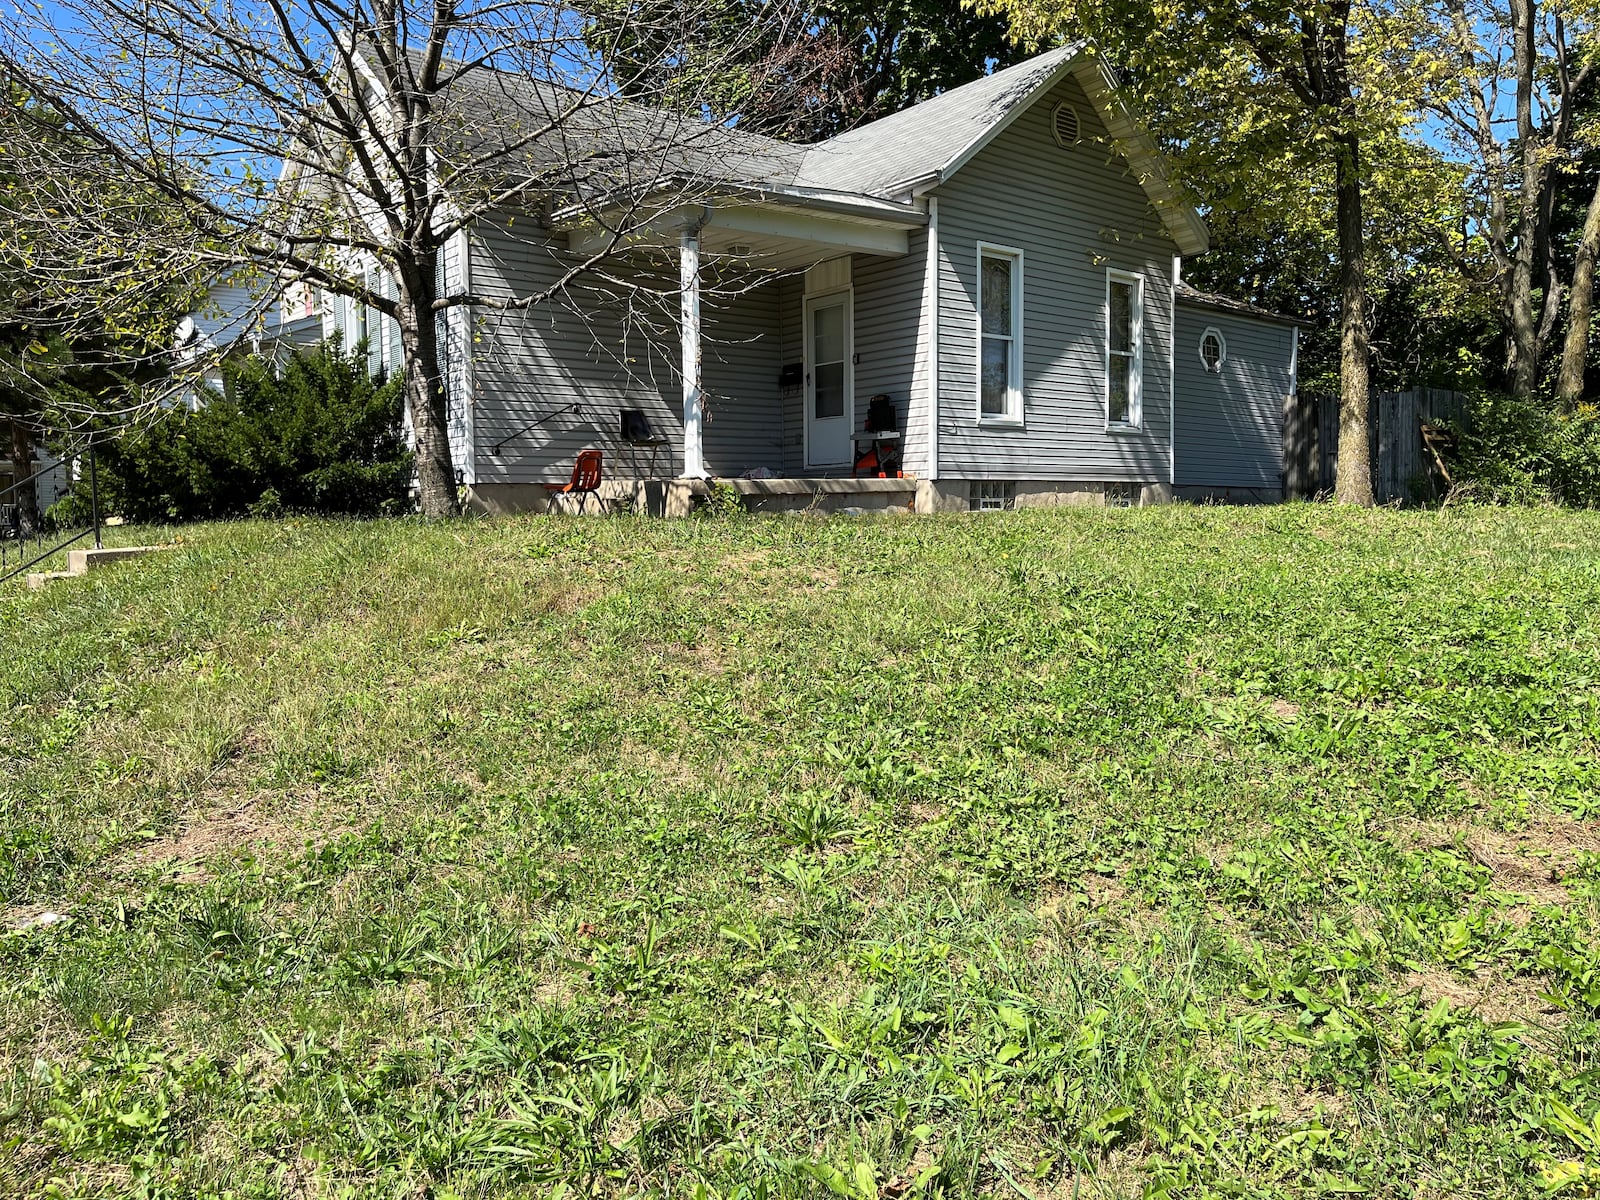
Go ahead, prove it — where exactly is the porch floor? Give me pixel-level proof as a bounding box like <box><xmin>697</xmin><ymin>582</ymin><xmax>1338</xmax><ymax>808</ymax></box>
<box><xmin>599</xmin><ymin>474</ymin><xmax>918</xmax><ymax>516</ymax></box>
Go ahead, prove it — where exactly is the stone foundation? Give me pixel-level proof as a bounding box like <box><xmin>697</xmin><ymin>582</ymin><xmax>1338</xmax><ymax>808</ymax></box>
<box><xmin>1172</xmin><ymin>484</ymin><xmax>1284</xmax><ymax>505</ymax></box>
<box><xmin>465</xmin><ymin>477</ymin><xmax>918</xmax><ymax>518</ymax></box>
<box><xmin>914</xmin><ymin>479</ymin><xmax>1175</xmax><ymax>513</ymax></box>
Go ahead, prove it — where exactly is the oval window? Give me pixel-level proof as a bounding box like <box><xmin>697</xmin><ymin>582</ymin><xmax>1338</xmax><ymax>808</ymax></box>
<box><xmin>1199</xmin><ymin>327</ymin><xmax>1226</xmax><ymax>373</ymax></box>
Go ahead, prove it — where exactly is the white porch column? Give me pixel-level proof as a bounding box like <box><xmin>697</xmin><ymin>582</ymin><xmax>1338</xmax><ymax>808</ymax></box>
<box><xmin>680</xmin><ymin>226</ymin><xmax>706</xmax><ymax>478</ymax></box>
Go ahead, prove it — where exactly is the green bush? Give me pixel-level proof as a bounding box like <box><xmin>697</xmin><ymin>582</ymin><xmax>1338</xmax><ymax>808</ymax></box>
<box><xmin>97</xmin><ymin>342</ymin><xmax>413</xmax><ymax>522</ymax></box>
<box><xmin>1450</xmin><ymin>393</ymin><xmax>1600</xmax><ymax>507</ymax></box>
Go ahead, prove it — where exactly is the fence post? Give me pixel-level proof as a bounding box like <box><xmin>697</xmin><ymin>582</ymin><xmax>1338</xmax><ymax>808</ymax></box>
<box><xmin>1282</xmin><ymin>392</ymin><xmax>1306</xmax><ymax>498</ymax></box>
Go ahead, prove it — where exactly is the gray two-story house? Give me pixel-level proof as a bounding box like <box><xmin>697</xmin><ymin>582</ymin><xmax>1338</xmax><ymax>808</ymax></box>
<box><xmin>335</xmin><ymin>42</ymin><xmax>1298</xmax><ymax>514</ymax></box>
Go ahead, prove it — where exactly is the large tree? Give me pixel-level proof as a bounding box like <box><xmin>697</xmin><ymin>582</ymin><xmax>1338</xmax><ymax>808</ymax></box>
<box><xmin>1191</xmin><ymin>134</ymin><xmax>1494</xmax><ymax>397</ymax></box>
<box><xmin>592</xmin><ymin>0</ymin><xmax>1026</xmax><ymax>141</ymax></box>
<box><xmin>1418</xmin><ymin>0</ymin><xmax>1600</xmax><ymax>402</ymax></box>
<box><xmin>0</xmin><ymin>0</ymin><xmax>802</xmax><ymax>517</ymax></box>
<box><xmin>977</xmin><ymin>0</ymin><xmax>1429</xmax><ymax>505</ymax></box>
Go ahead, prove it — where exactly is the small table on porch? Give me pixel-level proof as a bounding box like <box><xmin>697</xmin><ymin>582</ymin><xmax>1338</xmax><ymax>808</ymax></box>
<box><xmin>620</xmin><ymin>436</ymin><xmax>672</xmax><ymax>477</ymax></box>
<box><xmin>850</xmin><ymin>429</ymin><xmax>902</xmax><ymax>477</ymax></box>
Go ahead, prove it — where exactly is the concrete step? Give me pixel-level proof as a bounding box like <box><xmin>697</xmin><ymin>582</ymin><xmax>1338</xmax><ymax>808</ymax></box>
<box><xmin>67</xmin><ymin>546</ymin><xmax>162</xmax><ymax>574</ymax></box>
<box><xmin>23</xmin><ymin>544</ymin><xmax>169</xmax><ymax>589</ymax></box>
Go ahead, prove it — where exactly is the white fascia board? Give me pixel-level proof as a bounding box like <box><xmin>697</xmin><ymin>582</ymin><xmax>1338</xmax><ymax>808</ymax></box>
<box><xmin>1070</xmin><ymin>59</ymin><xmax>1209</xmax><ymax>257</ymax></box>
<box><xmin>565</xmin><ymin>202</ymin><xmax>910</xmax><ymax>258</ymax></box>
<box><xmin>710</xmin><ymin>206</ymin><xmax>910</xmax><ymax>256</ymax></box>
<box><xmin>746</xmin><ymin>186</ymin><xmax>926</xmax><ymax>225</ymax></box>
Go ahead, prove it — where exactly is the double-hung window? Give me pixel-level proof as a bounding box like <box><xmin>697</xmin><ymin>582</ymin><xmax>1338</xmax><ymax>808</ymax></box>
<box><xmin>1106</xmin><ymin>270</ymin><xmax>1143</xmax><ymax>429</ymax></box>
<box><xmin>977</xmin><ymin>244</ymin><xmax>1023</xmax><ymax>423</ymax></box>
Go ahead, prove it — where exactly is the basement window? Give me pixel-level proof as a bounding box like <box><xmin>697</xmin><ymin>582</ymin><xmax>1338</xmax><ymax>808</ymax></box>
<box><xmin>970</xmin><ymin>481</ymin><xmax>1015</xmax><ymax>511</ymax></box>
<box><xmin>1105</xmin><ymin>482</ymin><xmax>1138</xmax><ymax>509</ymax></box>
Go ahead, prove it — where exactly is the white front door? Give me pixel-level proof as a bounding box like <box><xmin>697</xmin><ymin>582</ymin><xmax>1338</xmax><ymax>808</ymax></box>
<box><xmin>805</xmin><ymin>291</ymin><xmax>853</xmax><ymax>468</ymax></box>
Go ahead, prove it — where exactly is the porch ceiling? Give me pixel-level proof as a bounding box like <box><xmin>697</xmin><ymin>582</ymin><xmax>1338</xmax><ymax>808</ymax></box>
<box><xmin>561</xmin><ymin>197</ymin><xmax>922</xmax><ymax>267</ymax></box>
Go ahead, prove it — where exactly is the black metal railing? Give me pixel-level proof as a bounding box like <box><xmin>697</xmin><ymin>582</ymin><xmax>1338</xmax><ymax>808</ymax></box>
<box><xmin>0</xmin><ymin>439</ymin><xmax>103</xmax><ymax>586</ymax></box>
<box><xmin>491</xmin><ymin>402</ymin><xmax>584</xmax><ymax>454</ymax></box>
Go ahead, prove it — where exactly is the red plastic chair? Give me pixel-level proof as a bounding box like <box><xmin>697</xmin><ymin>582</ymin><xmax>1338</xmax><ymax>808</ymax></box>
<box><xmin>543</xmin><ymin>449</ymin><xmax>604</xmax><ymax>514</ymax></box>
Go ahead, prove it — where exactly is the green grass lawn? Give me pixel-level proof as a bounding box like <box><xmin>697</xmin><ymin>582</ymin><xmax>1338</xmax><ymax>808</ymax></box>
<box><xmin>2</xmin><ymin>506</ymin><xmax>1599</xmax><ymax>1199</ymax></box>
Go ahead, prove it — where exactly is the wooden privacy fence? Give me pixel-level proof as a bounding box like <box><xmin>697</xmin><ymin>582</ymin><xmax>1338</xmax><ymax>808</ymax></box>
<box><xmin>1283</xmin><ymin>387</ymin><xmax>1465</xmax><ymax>503</ymax></box>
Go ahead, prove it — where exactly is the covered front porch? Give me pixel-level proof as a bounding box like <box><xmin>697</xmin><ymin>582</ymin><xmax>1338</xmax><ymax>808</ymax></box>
<box><xmin>462</xmin><ymin>187</ymin><xmax>928</xmax><ymax>514</ymax></box>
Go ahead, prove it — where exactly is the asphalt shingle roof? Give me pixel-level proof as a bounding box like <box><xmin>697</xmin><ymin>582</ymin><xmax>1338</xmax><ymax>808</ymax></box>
<box><xmin>1176</xmin><ymin>283</ymin><xmax>1302</xmax><ymax>326</ymax></box>
<box><xmin>793</xmin><ymin>44</ymin><xmax>1083</xmax><ymax>196</ymax></box>
<box><xmin>400</xmin><ymin>41</ymin><xmax>1207</xmax><ymax>253</ymax></box>
<box><xmin>423</xmin><ymin>43</ymin><xmax>1084</xmax><ymax>203</ymax></box>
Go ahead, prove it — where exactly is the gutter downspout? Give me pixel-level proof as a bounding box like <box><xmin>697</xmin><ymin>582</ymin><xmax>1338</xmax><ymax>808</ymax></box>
<box><xmin>1169</xmin><ymin>254</ymin><xmax>1179</xmax><ymax>487</ymax></box>
<box><xmin>927</xmin><ymin>197</ymin><xmax>940</xmax><ymax>485</ymax></box>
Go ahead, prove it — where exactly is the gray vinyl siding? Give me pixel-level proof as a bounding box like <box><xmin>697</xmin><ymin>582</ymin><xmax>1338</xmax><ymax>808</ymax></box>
<box><xmin>468</xmin><ymin>213</ymin><xmax>787</xmax><ymax>482</ymax></box>
<box><xmin>852</xmin><ymin>237</ymin><xmax>927</xmax><ymax>476</ymax></box>
<box><xmin>777</xmin><ymin>274</ymin><xmax>804</xmax><ymax>473</ymax></box>
<box><xmin>702</xmin><ymin>275</ymin><xmax>786</xmax><ymax>474</ymax></box>
<box><xmin>931</xmin><ymin>75</ymin><xmax>1177</xmax><ymax>482</ymax></box>
<box><xmin>440</xmin><ymin>235</ymin><xmax>473</xmax><ymax>482</ymax></box>
<box><xmin>1173</xmin><ymin>303</ymin><xmax>1292</xmax><ymax>489</ymax></box>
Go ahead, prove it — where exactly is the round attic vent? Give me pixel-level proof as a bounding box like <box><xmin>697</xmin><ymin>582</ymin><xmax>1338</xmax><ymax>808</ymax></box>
<box><xmin>1051</xmin><ymin>102</ymin><xmax>1081</xmax><ymax>147</ymax></box>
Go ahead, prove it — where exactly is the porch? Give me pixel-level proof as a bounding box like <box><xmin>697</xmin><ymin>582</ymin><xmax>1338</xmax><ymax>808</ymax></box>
<box><xmin>463</xmin><ymin>188</ymin><xmax>929</xmax><ymax>513</ymax></box>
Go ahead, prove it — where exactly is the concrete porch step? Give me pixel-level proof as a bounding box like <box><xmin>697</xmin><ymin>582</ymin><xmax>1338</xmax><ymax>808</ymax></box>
<box><xmin>25</xmin><ymin>570</ymin><xmax>77</xmax><ymax>589</ymax></box>
<box><xmin>25</xmin><ymin>544</ymin><xmax>168</xmax><ymax>589</ymax></box>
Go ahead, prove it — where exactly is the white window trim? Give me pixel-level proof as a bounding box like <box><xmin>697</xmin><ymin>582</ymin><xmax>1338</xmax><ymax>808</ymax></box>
<box><xmin>975</xmin><ymin>242</ymin><xmax>1025</xmax><ymax>426</ymax></box>
<box><xmin>1105</xmin><ymin>268</ymin><xmax>1144</xmax><ymax>432</ymax></box>
<box><xmin>1198</xmin><ymin>326</ymin><xmax>1227</xmax><ymax>374</ymax></box>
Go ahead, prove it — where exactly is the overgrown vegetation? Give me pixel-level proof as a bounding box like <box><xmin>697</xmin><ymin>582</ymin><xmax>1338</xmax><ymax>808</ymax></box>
<box><xmin>88</xmin><ymin>344</ymin><xmax>411</xmax><ymax>523</ymax></box>
<box><xmin>2</xmin><ymin>506</ymin><xmax>1598</xmax><ymax>1198</ymax></box>
<box><xmin>1450</xmin><ymin>393</ymin><xmax>1600</xmax><ymax>507</ymax></box>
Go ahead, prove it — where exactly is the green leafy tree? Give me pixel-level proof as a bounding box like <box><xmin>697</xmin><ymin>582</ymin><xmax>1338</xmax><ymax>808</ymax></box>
<box><xmin>1415</xmin><ymin>0</ymin><xmax>1600</xmax><ymax>402</ymax></box>
<box><xmin>589</xmin><ymin>0</ymin><xmax>1025</xmax><ymax>140</ymax></box>
<box><xmin>975</xmin><ymin>0</ymin><xmax>1435</xmax><ymax>505</ymax></box>
<box><xmin>1190</xmin><ymin>133</ymin><xmax>1495</xmax><ymax>395</ymax></box>
<box><xmin>0</xmin><ymin>81</ymin><xmax>196</xmax><ymax>533</ymax></box>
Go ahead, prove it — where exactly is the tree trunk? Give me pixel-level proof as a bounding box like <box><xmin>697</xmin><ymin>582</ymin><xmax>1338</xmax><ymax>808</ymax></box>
<box><xmin>1506</xmin><ymin>0</ymin><xmax>1543</xmax><ymax>400</ymax></box>
<box><xmin>1333</xmin><ymin>133</ymin><xmax>1374</xmax><ymax>507</ymax></box>
<box><xmin>1556</xmin><ymin>173</ymin><xmax>1600</xmax><ymax>407</ymax></box>
<box><xmin>8</xmin><ymin>418</ymin><xmax>41</xmax><ymax>535</ymax></box>
<box><xmin>1507</xmin><ymin>222</ymin><xmax>1544</xmax><ymax>399</ymax></box>
<box><xmin>396</xmin><ymin>256</ymin><xmax>459</xmax><ymax>518</ymax></box>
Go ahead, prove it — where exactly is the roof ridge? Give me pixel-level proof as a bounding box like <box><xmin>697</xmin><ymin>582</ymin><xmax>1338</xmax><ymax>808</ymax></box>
<box><xmin>808</xmin><ymin>42</ymin><xmax>1083</xmax><ymax>153</ymax></box>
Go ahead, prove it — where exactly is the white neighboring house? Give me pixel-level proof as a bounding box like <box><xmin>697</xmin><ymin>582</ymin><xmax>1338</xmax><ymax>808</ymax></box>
<box><xmin>1</xmin><ymin>430</ymin><xmax>73</xmax><ymax>521</ymax></box>
<box><xmin>174</xmin><ymin>272</ymin><xmax>329</xmax><ymax>406</ymax></box>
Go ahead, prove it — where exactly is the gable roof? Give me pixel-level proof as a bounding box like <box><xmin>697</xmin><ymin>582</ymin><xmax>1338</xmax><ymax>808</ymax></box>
<box><xmin>793</xmin><ymin>45</ymin><xmax>1083</xmax><ymax>197</ymax></box>
<box><xmin>399</xmin><ymin>43</ymin><xmax>1208</xmax><ymax>255</ymax></box>
<box><xmin>1176</xmin><ymin>283</ymin><xmax>1301</xmax><ymax>327</ymax></box>
<box><xmin>791</xmin><ymin>43</ymin><xmax>1207</xmax><ymax>255</ymax></box>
